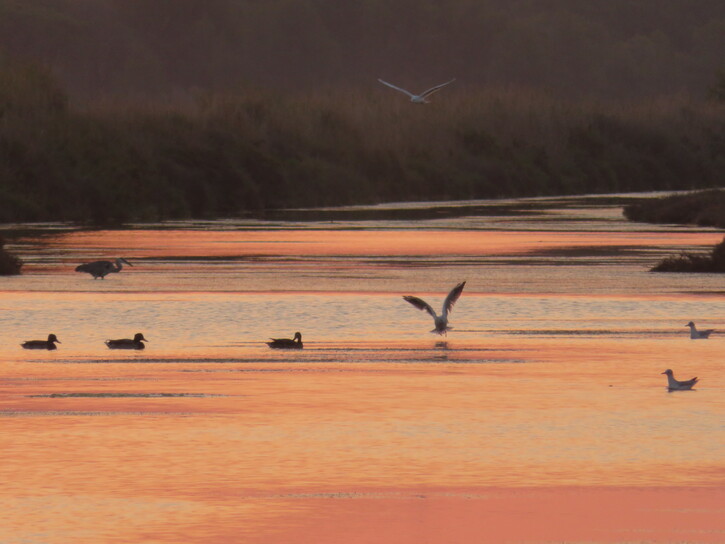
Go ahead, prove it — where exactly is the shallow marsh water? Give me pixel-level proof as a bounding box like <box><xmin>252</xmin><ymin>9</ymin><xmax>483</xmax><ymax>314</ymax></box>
<box><xmin>1</xmin><ymin>195</ymin><xmax>724</xmax><ymax>543</ymax></box>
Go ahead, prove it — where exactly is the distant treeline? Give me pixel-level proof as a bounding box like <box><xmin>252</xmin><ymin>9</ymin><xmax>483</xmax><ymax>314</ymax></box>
<box><xmin>0</xmin><ymin>0</ymin><xmax>724</xmax><ymax>101</ymax></box>
<box><xmin>1</xmin><ymin>57</ymin><xmax>724</xmax><ymax>224</ymax></box>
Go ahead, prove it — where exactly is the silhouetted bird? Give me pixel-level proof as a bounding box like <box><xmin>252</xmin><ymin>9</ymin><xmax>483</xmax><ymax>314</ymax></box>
<box><xmin>661</xmin><ymin>369</ymin><xmax>698</xmax><ymax>390</ymax></box>
<box><xmin>105</xmin><ymin>333</ymin><xmax>147</xmax><ymax>350</ymax></box>
<box><xmin>22</xmin><ymin>334</ymin><xmax>61</xmax><ymax>350</ymax></box>
<box><xmin>403</xmin><ymin>281</ymin><xmax>466</xmax><ymax>335</ymax></box>
<box><xmin>686</xmin><ymin>321</ymin><xmax>714</xmax><ymax>339</ymax></box>
<box><xmin>377</xmin><ymin>78</ymin><xmax>455</xmax><ymax>103</ymax></box>
<box><xmin>75</xmin><ymin>258</ymin><xmax>132</xmax><ymax>279</ymax></box>
<box><xmin>266</xmin><ymin>332</ymin><xmax>303</xmax><ymax>349</ymax></box>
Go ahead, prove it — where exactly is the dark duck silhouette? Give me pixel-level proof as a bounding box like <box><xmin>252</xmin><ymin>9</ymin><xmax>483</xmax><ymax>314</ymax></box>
<box><xmin>22</xmin><ymin>334</ymin><xmax>61</xmax><ymax>350</ymax></box>
<box><xmin>105</xmin><ymin>333</ymin><xmax>147</xmax><ymax>350</ymax></box>
<box><xmin>266</xmin><ymin>332</ymin><xmax>303</xmax><ymax>349</ymax></box>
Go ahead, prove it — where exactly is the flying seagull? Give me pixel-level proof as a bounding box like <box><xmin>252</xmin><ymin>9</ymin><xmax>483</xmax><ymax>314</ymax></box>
<box><xmin>378</xmin><ymin>78</ymin><xmax>456</xmax><ymax>103</ymax></box>
<box><xmin>75</xmin><ymin>258</ymin><xmax>132</xmax><ymax>279</ymax></box>
<box><xmin>266</xmin><ymin>332</ymin><xmax>303</xmax><ymax>349</ymax></box>
<box><xmin>661</xmin><ymin>369</ymin><xmax>698</xmax><ymax>391</ymax></box>
<box><xmin>686</xmin><ymin>321</ymin><xmax>714</xmax><ymax>339</ymax></box>
<box><xmin>403</xmin><ymin>281</ymin><xmax>466</xmax><ymax>335</ymax></box>
<box><xmin>21</xmin><ymin>334</ymin><xmax>61</xmax><ymax>350</ymax></box>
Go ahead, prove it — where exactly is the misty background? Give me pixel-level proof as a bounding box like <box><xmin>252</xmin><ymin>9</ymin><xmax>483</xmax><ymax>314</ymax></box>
<box><xmin>2</xmin><ymin>0</ymin><xmax>724</xmax><ymax>101</ymax></box>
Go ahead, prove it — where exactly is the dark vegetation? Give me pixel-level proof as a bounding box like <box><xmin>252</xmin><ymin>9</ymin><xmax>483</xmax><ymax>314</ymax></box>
<box><xmin>1</xmin><ymin>0</ymin><xmax>724</xmax><ymax>101</ymax></box>
<box><xmin>624</xmin><ymin>190</ymin><xmax>725</xmax><ymax>229</ymax></box>
<box><xmin>1</xmin><ymin>56</ymin><xmax>723</xmax><ymax>225</ymax></box>
<box><xmin>651</xmin><ymin>238</ymin><xmax>725</xmax><ymax>273</ymax></box>
<box><xmin>623</xmin><ymin>191</ymin><xmax>725</xmax><ymax>272</ymax></box>
<box><xmin>0</xmin><ymin>2</ymin><xmax>724</xmax><ymax>225</ymax></box>
<box><xmin>0</xmin><ymin>235</ymin><xmax>22</xmax><ymax>274</ymax></box>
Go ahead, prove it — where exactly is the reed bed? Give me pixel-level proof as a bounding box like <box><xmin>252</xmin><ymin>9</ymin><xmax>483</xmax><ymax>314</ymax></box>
<box><xmin>1</xmin><ymin>60</ymin><xmax>724</xmax><ymax>224</ymax></box>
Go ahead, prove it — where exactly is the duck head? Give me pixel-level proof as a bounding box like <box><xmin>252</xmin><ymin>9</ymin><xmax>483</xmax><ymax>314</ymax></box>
<box><xmin>133</xmin><ymin>333</ymin><xmax>147</xmax><ymax>342</ymax></box>
<box><xmin>48</xmin><ymin>334</ymin><xmax>61</xmax><ymax>344</ymax></box>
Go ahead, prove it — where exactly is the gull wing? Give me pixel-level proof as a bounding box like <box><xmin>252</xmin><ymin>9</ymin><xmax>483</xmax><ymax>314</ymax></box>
<box><xmin>442</xmin><ymin>281</ymin><xmax>466</xmax><ymax>317</ymax></box>
<box><xmin>378</xmin><ymin>79</ymin><xmax>416</xmax><ymax>99</ymax></box>
<box><xmin>420</xmin><ymin>78</ymin><xmax>456</xmax><ymax>98</ymax></box>
<box><xmin>403</xmin><ymin>296</ymin><xmax>437</xmax><ymax>318</ymax></box>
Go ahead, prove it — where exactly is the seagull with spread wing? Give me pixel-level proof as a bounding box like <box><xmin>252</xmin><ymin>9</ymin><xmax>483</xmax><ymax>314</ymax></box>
<box><xmin>403</xmin><ymin>281</ymin><xmax>466</xmax><ymax>335</ymax></box>
<box><xmin>378</xmin><ymin>78</ymin><xmax>456</xmax><ymax>103</ymax></box>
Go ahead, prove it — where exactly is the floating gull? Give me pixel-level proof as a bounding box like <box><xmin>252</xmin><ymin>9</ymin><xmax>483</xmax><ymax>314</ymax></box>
<box><xmin>686</xmin><ymin>321</ymin><xmax>714</xmax><ymax>339</ymax></box>
<box><xmin>377</xmin><ymin>78</ymin><xmax>456</xmax><ymax>103</ymax></box>
<box><xmin>21</xmin><ymin>334</ymin><xmax>61</xmax><ymax>350</ymax></box>
<box><xmin>105</xmin><ymin>333</ymin><xmax>147</xmax><ymax>350</ymax></box>
<box><xmin>661</xmin><ymin>369</ymin><xmax>698</xmax><ymax>391</ymax></box>
<box><xmin>403</xmin><ymin>281</ymin><xmax>466</xmax><ymax>335</ymax></box>
<box><xmin>75</xmin><ymin>258</ymin><xmax>132</xmax><ymax>279</ymax></box>
<box><xmin>266</xmin><ymin>332</ymin><xmax>303</xmax><ymax>349</ymax></box>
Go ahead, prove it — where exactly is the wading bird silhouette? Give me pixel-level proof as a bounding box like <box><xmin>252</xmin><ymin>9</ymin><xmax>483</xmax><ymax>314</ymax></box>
<box><xmin>75</xmin><ymin>258</ymin><xmax>132</xmax><ymax>279</ymax></box>
<box><xmin>377</xmin><ymin>78</ymin><xmax>456</xmax><ymax>103</ymax></box>
<box><xmin>403</xmin><ymin>281</ymin><xmax>466</xmax><ymax>335</ymax></box>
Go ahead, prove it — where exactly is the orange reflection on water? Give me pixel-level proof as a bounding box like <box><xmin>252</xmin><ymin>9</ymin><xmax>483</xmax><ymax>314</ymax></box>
<box><xmin>51</xmin><ymin>228</ymin><xmax>724</xmax><ymax>259</ymax></box>
<box><xmin>3</xmin><ymin>221</ymin><xmax>724</xmax><ymax>543</ymax></box>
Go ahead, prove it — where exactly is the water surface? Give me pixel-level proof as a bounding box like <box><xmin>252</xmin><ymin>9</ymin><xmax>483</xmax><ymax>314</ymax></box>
<box><xmin>1</xmin><ymin>195</ymin><xmax>723</xmax><ymax>542</ymax></box>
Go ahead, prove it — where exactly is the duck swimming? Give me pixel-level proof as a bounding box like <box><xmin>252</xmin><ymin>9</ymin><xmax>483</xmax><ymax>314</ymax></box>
<box><xmin>21</xmin><ymin>334</ymin><xmax>61</xmax><ymax>350</ymax></box>
<box><xmin>105</xmin><ymin>333</ymin><xmax>147</xmax><ymax>350</ymax></box>
<box><xmin>266</xmin><ymin>332</ymin><xmax>303</xmax><ymax>349</ymax></box>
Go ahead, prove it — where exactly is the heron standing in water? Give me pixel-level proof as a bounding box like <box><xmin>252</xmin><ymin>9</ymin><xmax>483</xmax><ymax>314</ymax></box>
<box><xmin>75</xmin><ymin>258</ymin><xmax>132</xmax><ymax>279</ymax></box>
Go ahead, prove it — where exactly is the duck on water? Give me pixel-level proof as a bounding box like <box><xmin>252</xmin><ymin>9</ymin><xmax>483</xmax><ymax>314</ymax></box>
<box><xmin>21</xmin><ymin>334</ymin><xmax>61</xmax><ymax>350</ymax></box>
<box><xmin>105</xmin><ymin>333</ymin><xmax>148</xmax><ymax>350</ymax></box>
<box><xmin>266</xmin><ymin>332</ymin><xmax>303</xmax><ymax>349</ymax></box>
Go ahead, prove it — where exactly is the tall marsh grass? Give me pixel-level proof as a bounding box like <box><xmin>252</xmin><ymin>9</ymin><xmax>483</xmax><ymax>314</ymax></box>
<box><xmin>1</xmin><ymin>61</ymin><xmax>724</xmax><ymax>224</ymax></box>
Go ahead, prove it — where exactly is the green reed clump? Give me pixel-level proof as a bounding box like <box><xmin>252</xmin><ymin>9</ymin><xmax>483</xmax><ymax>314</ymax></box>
<box><xmin>1</xmin><ymin>57</ymin><xmax>724</xmax><ymax>224</ymax></box>
<box><xmin>652</xmin><ymin>237</ymin><xmax>725</xmax><ymax>273</ymax></box>
<box><xmin>0</xmin><ymin>235</ymin><xmax>22</xmax><ymax>275</ymax></box>
<box><xmin>624</xmin><ymin>189</ymin><xmax>725</xmax><ymax>228</ymax></box>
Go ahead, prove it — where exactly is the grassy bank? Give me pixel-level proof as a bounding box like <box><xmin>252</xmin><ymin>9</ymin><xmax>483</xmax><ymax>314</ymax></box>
<box><xmin>1</xmin><ymin>60</ymin><xmax>724</xmax><ymax>224</ymax></box>
<box><xmin>651</xmin><ymin>237</ymin><xmax>725</xmax><ymax>272</ymax></box>
<box><xmin>624</xmin><ymin>190</ymin><xmax>725</xmax><ymax>228</ymax></box>
<box><xmin>0</xmin><ymin>235</ymin><xmax>22</xmax><ymax>274</ymax></box>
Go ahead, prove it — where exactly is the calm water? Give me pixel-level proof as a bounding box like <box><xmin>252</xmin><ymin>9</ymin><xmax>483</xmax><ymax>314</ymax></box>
<box><xmin>1</xmin><ymin>195</ymin><xmax>724</xmax><ymax>543</ymax></box>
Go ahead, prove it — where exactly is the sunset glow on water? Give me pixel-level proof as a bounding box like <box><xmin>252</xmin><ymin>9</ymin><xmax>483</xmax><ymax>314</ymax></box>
<box><xmin>1</xmin><ymin>198</ymin><xmax>723</xmax><ymax>542</ymax></box>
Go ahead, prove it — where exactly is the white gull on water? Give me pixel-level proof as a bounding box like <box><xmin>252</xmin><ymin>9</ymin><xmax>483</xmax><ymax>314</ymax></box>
<box><xmin>686</xmin><ymin>321</ymin><xmax>714</xmax><ymax>339</ymax></box>
<box><xmin>662</xmin><ymin>369</ymin><xmax>699</xmax><ymax>391</ymax></box>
